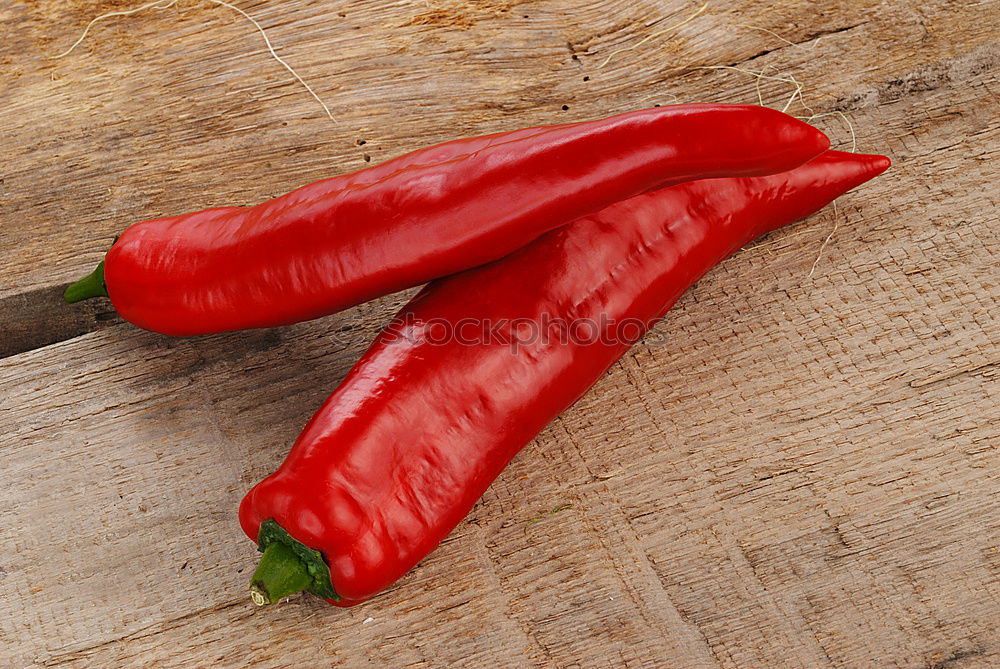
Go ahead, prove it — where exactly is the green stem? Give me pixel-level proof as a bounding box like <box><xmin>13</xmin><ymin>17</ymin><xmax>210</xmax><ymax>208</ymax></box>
<box><xmin>252</xmin><ymin>519</ymin><xmax>339</xmax><ymax>602</ymax></box>
<box><xmin>64</xmin><ymin>260</ymin><xmax>108</xmax><ymax>303</ymax></box>
<box><xmin>249</xmin><ymin>542</ymin><xmax>314</xmax><ymax>606</ymax></box>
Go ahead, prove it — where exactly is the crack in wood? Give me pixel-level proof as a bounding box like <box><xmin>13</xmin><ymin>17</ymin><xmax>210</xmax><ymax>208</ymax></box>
<box><xmin>725</xmin><ymin>22</ymin><xmax>867</xmax><ymax>69</ymax></box>
<box><xmin>38</xmin><ymin>598</ymin><xmax>248</xmax><ymax>667</ymax></box>
<box><xmin>909</xmin><ymin>361</ymin><xmax>998</xmax><ymax>388</ymax></box>
<box><xmin>927</xmin><ymin>646</ymin><xmax>986</xmax><ymax>669</ymax></box>
<box><xmin>832</xmin><ymin>43</ymin><xmax>999</xmax><ymax>112</ymax></box>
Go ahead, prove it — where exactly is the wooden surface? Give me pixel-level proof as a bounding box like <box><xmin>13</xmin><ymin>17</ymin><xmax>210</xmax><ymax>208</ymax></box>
<box><xmin>1</xmin><ymin>0</ymin><xmax>997</xmax><ymax>666</ymax></box>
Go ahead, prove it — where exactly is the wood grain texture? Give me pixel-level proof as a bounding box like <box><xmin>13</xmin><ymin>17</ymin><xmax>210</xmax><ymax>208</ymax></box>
<box><xmin>1</xmin><ymin>0</ymin><xmax>997</xmax><ymax>666</ymax></box>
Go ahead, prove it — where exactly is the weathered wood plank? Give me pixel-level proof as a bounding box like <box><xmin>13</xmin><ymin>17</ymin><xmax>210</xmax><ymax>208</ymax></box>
<box><xmin>1</xmin><ymin>0</ymin><xmax>998</xmax><ymax>667</ymax></box>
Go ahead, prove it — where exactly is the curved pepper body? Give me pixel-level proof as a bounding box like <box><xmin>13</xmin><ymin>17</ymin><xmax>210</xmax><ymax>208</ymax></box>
<box><xmin>239</xmin><ymin>150</ymin><xmax>890</xmax><ymax>604</ymax></box>
<box><xmin>103</xmin><ymin>105</ymin><xmax>827</xmax><ymax>335</ymax></box>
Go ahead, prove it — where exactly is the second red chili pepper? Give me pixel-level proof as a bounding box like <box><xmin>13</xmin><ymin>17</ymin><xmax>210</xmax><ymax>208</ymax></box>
<box><xmin>238</xmin><ymin>150</ymin><xmax>890</xmax><ymax>606</ymax></box>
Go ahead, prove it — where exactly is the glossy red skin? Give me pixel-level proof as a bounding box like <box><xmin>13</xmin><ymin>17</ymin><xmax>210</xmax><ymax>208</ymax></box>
<box><xmin>239</xmin><ymin>150</ymin><xmax>890</xmax><ymax>605</ymax></box>
<box><xmin>104</xmin><ymin>105</ymin><xmax>828</xmax><ymax>335</ymax></box>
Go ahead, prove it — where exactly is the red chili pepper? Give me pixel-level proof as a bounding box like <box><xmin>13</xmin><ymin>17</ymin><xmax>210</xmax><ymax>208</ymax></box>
<box><xmin>238</xmin><ymin>150</ymin><xmax>890</xmax><ymax>606</ymax></box>
<box><xmin>64</xmin><ymin>105</ymin><xmax>828</xmax><ymax>336</ymax></box>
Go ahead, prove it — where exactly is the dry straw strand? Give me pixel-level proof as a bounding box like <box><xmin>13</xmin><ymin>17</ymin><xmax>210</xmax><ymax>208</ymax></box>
<box><xmin>808</xmin><ymin>200</ymin><xmax>840</xmax><ymax>278</ymax></box>
<box><xmin>692</xmin><ymin>66</ymin><xmax>857</xmax><ymax>152</ymax></box>
<box><xmin>779</xmin><ymin>70</ymin><xmax>808</xmax><ymax>113</ymax></box>
<box><xmin>51</xmin><ymin>0</ymin><xmax>178</xmax><ymax>59</ymax></box>
<box><xmin>697</xmin><ymin>25</ymin><xmax>860</xmax><ymax>150</ymax></box>
<box><xmin>52</xmin><ymin>0</ymin><xmax>335</xmax><ymax>122</ymax></box>
<box><xmin>204</xmin><ymin>0</ymin><xmax>334</xmax><ymax>121</ymax></box>
<box><xmin>596</xmin><ymin>2</ymin><xmax>708</xmax><ymax>69</ymax></box>
<box><xmin>738</xmin><ymin>227</ymin><xmax>817</xmax><ymax>257</ymax></box>
<box><xmin>736</xmin><ymin>24</ymin><xmax>825</xmax><ymax>50</ymax></box>
<box><xmin>691</xmin><ymin>65</ymin><xmax>806</xmax><ymax>113</ymax></box>
<box><xmin>801</xmin><ymin>111</ymin><xmax>857</xmax><ymax>152</ymax></box>
<box><xmin>691</xmin><ymin>25</ymin><xmax>863</xmax><ymax>278</ymax></box>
